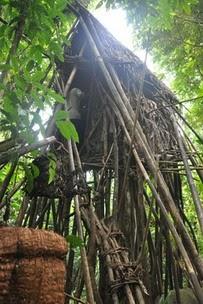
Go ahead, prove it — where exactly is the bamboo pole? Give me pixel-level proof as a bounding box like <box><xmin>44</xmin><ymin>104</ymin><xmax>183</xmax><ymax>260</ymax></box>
<box><xmin>63</xmin><ymin>87</ymin><xmax>94</xmax><ymax>302</ymax></box>
<box><xmin>135</xmin><ymin>287</ymin><xmax>145</xmax><ymax>304</ymax></box>
<box><xmin>46</xmin><ymin>43</ymin><xmax>86</xmax><ymax>137</ymax></box>
<box><xmin>172</xmin><ymin>117</ymin><xmax>203</xmax><ymax>233</ymax></box>
<box><xmin>80</xmin><ymin>18</ymin><xmax>203</xmax><ymax>280</ymax></box>
<box><xmin>79</xmin><ymin>16</ymin><xmax>203</xmax><ymax>295</ymax></box>
<box><xmin>105</xmin><ymin>225</ymin><xmax>140</xmax><ymax>304</ymax></box>
<box><xmin>83</xmin><ymin>204</ymin><xmax>124</xmax><ymax>303</ymax></box>
<box><xmin>72</xmin><ymin>142</ymin><xmax>119</xmax><ymax>303</ymax></box>
<box><xmin>64</xmin><ymin>42</ymin><xmax>86</xmax><ymax>97</ymax></box>
<box><xmin>83</xmin><ymin>208</ymin><xmax>120</xmax><ymax>303</ymax></box>
<box><xmin>110</xmin><ymin>115</ymin><xmax>119</xmax><ymax>216</ymax></box>
<box><xmin>99</xmin><ymin>57</ymin><xmax>203</xmax><ymax>277</ymax></box>
<box><xmin>177</xmin><ymin>122</ymin><xmax>203</xmax><ymax>182</ymax></box>
<box><xmin>67</xmin><ymin>140</ymin><xmax>95</xmax><ymax>304</ymax></box>
<box><xmin>15</xmin><ymin>195</ymin><xmax>29</xmax><ymax>226</ymax></box>
<box><xmin>101</xmin><ymin>87</ymin><xmax>201</xmax><ymax>299</ymax></box>
<box><xmin>111</xmin><ymin>103</ymin><xmax>203</xmax><ymax>301</ymax></box>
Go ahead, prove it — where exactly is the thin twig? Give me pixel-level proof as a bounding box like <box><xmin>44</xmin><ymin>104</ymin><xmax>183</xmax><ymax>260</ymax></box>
<box><xmin>65</xmin><ymin>293</ymin><xmax>89</xmax><ymax>304</ymax></box>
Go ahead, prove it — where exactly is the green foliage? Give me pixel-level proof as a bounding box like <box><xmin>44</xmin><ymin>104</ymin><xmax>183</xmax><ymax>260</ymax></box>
<box><xmin>55</xmin><ymin>110</ymin><xmax>79</xmax><ymax>142</ymax></box>
<box><xmin>21</xmin><ymin>162</ymin><xmax>35</xmax><ymax>193</ymax></box>
<box><xmin>66</xmin><ymin>234</ymin><xmax>84</xmax><ymax>248</ymax></box>
<box><xmin>48</xmin><ymin>153</ymin><xmax>57</xmax><ymax>184</ymax></box>
<box><xmin>187</xmin><ymin>98</ymin><xmax>203</xmax><ymax>133</ymax></box>
<box><xmin>0</xmin><ymin>0</ymin><xmax>74</xmax><ymax>143</ymax></box>
<box><xmin>0</xmin><ymin>0</ymin><xmax>77</xmax><ymax>219</ymax></box>
<box><xmin>100</xmin><ymin>0</ymin><xmax>203</xmax><ymax>137</ymax></box>
<box><xmin>30</xmin><ymin>163</ymin><xmax>40</xmax><ymax>179</ymax></box>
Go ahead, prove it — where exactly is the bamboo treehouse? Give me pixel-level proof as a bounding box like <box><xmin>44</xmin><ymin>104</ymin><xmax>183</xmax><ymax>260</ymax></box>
<box><xmin>0</xmin><ymin>3</ymin><xmax>203</xmax><ymax>304</ymax></box>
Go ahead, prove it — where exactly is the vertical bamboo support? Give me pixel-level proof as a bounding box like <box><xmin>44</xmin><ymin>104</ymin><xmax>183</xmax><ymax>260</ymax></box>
<box><xmin>172</xmin><ymin>118</ymin><xmax>203</xmax><ymax>233</ymax></box>
<box><xmin>111</xmin><ymin>116</ymin><xmax>119</xmax><ymax>216</ymax></box>
<box><xmin>67</xmin><ymin>140</ymin><xmax>95</xmax><ymax>304</ymax></box>
<box><xmin>63</xmin><ymin>84</ymin><xmax>94</xmax><ymax>302</ymax></box>
<box><xmin>15</xmin><ymin>195</ymin><xmax>29</xmax><ymax>226</ymax></box>
<box><xmin>46</xmin><ymin>43</ymin><xmax>86</xmax><ymax>137</ymax></box>
<box><xmin>135</xmin><ymin>286</ymin><xmax>145</xmax><ymax>304</ymax></box>
<box><xmin>110</xmin><ymin>103</ymin><xmax>203</xmax><ymax>302</ymax></box>
<box><xmin>106</xmin><ymin>228</ymin><xmax>139</xmax><ymax>304</ymax></box>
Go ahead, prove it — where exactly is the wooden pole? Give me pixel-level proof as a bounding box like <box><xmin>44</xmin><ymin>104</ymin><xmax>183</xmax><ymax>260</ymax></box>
<box><xmin>46</xmin><ymin>43</ymin><xmax>86</xmax><ymax>137</ymax></box>
<box><xmin>172</xmin><ymin>117</ymin><xmax>203</xmax><ymax>233</ymax></box>
<box><xmin>64</xmin><ymin>88</ymin><xmax>94</xmax><ymax>303</ymax></box>
<box><xmin>67</xmin><ymin>140</ymin><xmax>95</xmax><ymax>304</ymax></box>
<box><xmin>110</xmin><ymin>102</ymin><xmax>203</xmax><ymax>302</ymax></box>
<box><xmin>0</xmin><ymin>136</ymin><xmax>56</xmax><ymax>165</ymax></box>
<box><xmin>78</xmin><ymin>15</ymin><xmax>203</xmax><ymax>281</ymax></box>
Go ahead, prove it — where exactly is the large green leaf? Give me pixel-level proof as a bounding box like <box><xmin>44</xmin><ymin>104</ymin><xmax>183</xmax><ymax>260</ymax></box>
<box><xmin>48</xmin><ymin>153</ymin><xmax>57</xmax><ymax>185</ymax></box>
<box><xmin>54</xmin><ymin>110</ymin><xmax>69</xmax><ymax>121</ymax></box>
<box><xmin>56</xmin><ymin>120</ymin><xmax>79</xmax><ymax>142</ymax></box>
<box><xmin>21</xmin><ymin>163</ymin><xmax>34</xmax><ymax>193</ymax></box>
<box><xmin>30</xmin><ymin>163</ymin><xmax>40</xmax><ymax>178</ymax></box>
<box><xmin>47</xmin><ymin>89</ymin><xmax>65</xmax><ymax>104</ymax></box>
<box><xmin>3</xmin><ymin>94</ymin><xmax>19</xmax><ymax>122</ymax></box>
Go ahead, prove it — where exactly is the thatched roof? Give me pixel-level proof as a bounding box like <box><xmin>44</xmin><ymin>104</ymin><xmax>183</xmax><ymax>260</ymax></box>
<box><xmin>55</xmin><ymin>6</ymin><xmax>180</xmax><ymax>167</ymax></box>
<box><xmin>32</xmin><ymin>5</ymin><xmax>191</xmax><ymax>197</ymax></box>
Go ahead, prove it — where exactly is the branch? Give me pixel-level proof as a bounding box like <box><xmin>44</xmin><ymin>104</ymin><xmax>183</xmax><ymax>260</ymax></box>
<box><xmin>0</xmin><ymin>179</ymin><xmax>25</xmax><ymax>210</ymax></box>
<box><xmin>0</xmin><ymin>138</ymin><xmax>25</xmax><ymax>153</ymax></box>
<box><xmin>0</xmin><ymin>5</ymin><xmax>51</xmax><ymax>82</ymax></box>
<box><xmin>176</xmin><ymin>15</ymin><xmax>203</xmax><ymax>26</ymax></box>
<box><xmin>65</xmin><ymin>293</ymin><xmax>89</xmax><ymax>304</ymax></box>
<box><xmin>148</xmin><ymin>95</ymin><xmax>203</xmax><ymax>114</ymax></box>
<box><xmin>0</xmin><ymin>136</ymin><xmax>56</xmax><ymax>165</ymax></box>
<box><xmin>1</xmin><ymin>5</ymin><xmax>29</xmax><ymax>82</ymax></box>
<box><xmin>0</xmin><ymin>161</ymin><xmax>17</xmax><ymax>202</ymax></box>
<box><xmin>0</xmin><ymin>17</ymin><xmax>8</xmax><ymax>25</ymax></box>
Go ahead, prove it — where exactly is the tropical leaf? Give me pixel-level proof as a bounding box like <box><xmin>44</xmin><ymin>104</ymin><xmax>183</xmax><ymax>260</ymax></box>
<box><xmin>66</xmin><ymin>235</ymin><xmax>84</xmax><ymax>248</ymax></box>
<box><xmin>56</xmin><ymin>120</ymin><xmax>79</xmax><ymax>142</ymax></box>
<box><xmin>48</xmin><ymin>153</ymin><xmax>57</xmax><ymax>185</ymax></box>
